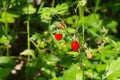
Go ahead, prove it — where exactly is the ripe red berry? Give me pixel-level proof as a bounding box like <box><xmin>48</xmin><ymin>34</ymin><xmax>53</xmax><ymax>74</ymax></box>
<box><xmin>59</xmin><ymin>23</ymin><xmax>65</xmax><ymax>29</ymax></box>
<box><xmin>54</xmin><ymin>33</ymin><xmax>63</xmax><ymax>41</ymax></box>
<box><xmin>71</xmin><ymin>41</ymin><xmax>79</xmax><ymax>51</ymax></box>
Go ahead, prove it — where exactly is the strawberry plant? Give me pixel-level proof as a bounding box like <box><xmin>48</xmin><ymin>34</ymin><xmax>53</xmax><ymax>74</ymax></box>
<box><xmin>0</xmin><ymin>0</ymin><xmax>120</xmax><ymax>80</ymax></box>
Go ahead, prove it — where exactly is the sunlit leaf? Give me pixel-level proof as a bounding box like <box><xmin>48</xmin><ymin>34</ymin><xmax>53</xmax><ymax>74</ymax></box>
<box><xmin>0</xmin><ymin>56</ymin><xmax>16</xmax><ymax>68</ymax></box>
<box><xmin>102</xmin><ymin>57</ymin><xmax>120</xmax><ymax>79</ymax></box>
<box><xmin>22</xmin><ymin>4</ymin><xmax>36</xmax><ymax>14</ymax></box>
<box><xmin>63</xmin><ymin>64</ymin><xmax>83</xmax><ymax>80</ymax></box>
<box><xmin>20</xmin><ymin>49</ymin><xmax>36</xmax><ymax>59</ymax></box>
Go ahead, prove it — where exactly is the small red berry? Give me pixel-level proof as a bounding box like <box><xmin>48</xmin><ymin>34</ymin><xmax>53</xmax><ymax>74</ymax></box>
<box><xmin>54</xmin><ymin>33</ymin><xmax>63</xmax><ymax>41</ymax></box>
<box><xmin>59</xmin><ymin>23</ymin><xmax>65</xmax><ymax>29</ymax></box>
<box><xmin>71</xmin><ymin>41</ymin><xmax>79</xmax><ymax>51</ymax></box>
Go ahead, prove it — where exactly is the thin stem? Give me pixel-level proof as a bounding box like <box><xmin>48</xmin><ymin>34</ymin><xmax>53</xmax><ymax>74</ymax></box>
<box><xmin>30</xmin><ymin>39</ymin><xmax>41</xmax><ymax>53</ymax></box>
<box><xmin>94</xmin><ymin>0</ymin><xmax>100</xmax><ymax>13</ymax></box>
<box><xmin>3</xmin><ymin>0</ymin><xmax>9</xmax><ymax>56</ymax></box>
<box><xmin>37</xmin><ymin>1</ymin><xmax>44</xmax><ymax>14</ymax></box>
<box><xmin>26</xmin><ymin>0</ymin><xmax>31</xmax><ymax>49</ymax></box>
<box><xmin>27</xmin><ymin>17</ymin><xmax>30</xmax><ymax>49</ymax></box>
<box><xmin>79</xmin><ymin>6</ymin><xmax>85</xmax><ymax>43</ymax></box>
<box><xmin>52</xmin><ymin>0</ymin><xmax>55</xmax><ymax>7</ymax></box>
<box><xmin>78</xmin><ymin>49</ymin><xmax>82</xmax><ymax>68</ymax></box>
<box><xmin>26</xmin><ymin>1</ymin><xmax>31</xmax><ymax>63</ymax></box>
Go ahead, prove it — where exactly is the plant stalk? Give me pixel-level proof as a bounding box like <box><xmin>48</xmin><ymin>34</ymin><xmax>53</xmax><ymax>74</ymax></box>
<box><xmin>94</xmin><ymin>0</ymin><xmax>100</xmax><ymax>13</ymax></box>
<box><xmin>27</xmin><ymin>17</ymin><xmax>30</xmax><ymax>49</ymax></box>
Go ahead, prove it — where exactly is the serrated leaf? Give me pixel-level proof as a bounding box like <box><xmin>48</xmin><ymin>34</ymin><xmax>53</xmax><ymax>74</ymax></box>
<box><xmin>0</xmin><ymin>35</ymin><xmax>7</xmax><ymax>44</ymax></box>
<box><xmin>67</xmin><ymin>51</ymin><xmax>79</xmax><ymax>57</ymax></box>
<box><xmin>84</xmin><ymin>14</ymin><xmax>100</xmax><ymax>27</ymax></box>
<box><xmin>66</xmin><ymin>28</ymin><xmax>75</xmax><ymax>34</ymax></box>
<box><xmin>0</xmin><ymin>11</ymin><xmax>19</xmax><ymax>23</ymax></box>
<box><xmin>55</xmin><ymin>3</ymin><xmax>69</xmax><ymax>15</ymax></box>
<box><xmin>96</xmin><ymin>64</ymin><xmax>106</xmax><ymax>72</ymax></box>
<box><xmin>1</xmin><ymin>12</ymin><xmax>19</xmax><ymax>18</ymax></box>
<box><xmin>30</xmin><ymin>33</ymin><xmax>42</xmax><ymax>41</ymax></box>
<box><xmin>63</xmin><ymin>64</ymin><xmax>83</xmax><ymax>80</ymax></box>
<box><xmin>43</xmin><ymin>54</ymin><xmax>60</xmax><ymax>64</ymax></box>
<box><xmin>22</xmin><ymin>4</ymin><xmax>36</xmax><ymax>14</ymax></box>
<box><xmin>103</xmin><ymin>57</ymin><xmax>120</xmax><ymax>79</ymax></box>
<box><xmin>0</xmin><ymin>17</ymin><xmax>15</xmax><ymax>23</ymax></box>
<box><xmin>0</xmin><ymin>56</ymin><xmax>16</xmax><ymax>68</ymax></box>
<box><xmin>106</xmin><ymin>20</ymin><xmax>118</xmax><ymax>33</ymax></box>
<box><xmin>76</xmin><ymin>70</ymin><xmax>83</xmax><ymax>80</ymax></box>
<box><xmin>20</xmin><ymin>49</ymin><xmax>36</xmax><ymax>59</ymax></box>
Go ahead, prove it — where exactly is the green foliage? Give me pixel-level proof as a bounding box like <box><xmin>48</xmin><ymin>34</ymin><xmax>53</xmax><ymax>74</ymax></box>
<box><xmin>0</xmin><ymin>11</ymin><xmax>19</xmax><ymax>23</ymax></box>
<box><xmin>39</xmin><ymin>2</ymin><xmax>69</xmax><ymax>23</ymax></box>
<box><xmin>0</xmin><ymin>0</ymin><xmax>120</xmax><ymax>80</ymax></box>
<box><xmin>0</xmin><ymin>56</ymin><xmax>16</xmax><ymax>68</ymax></box>
<box><xmin>63</xmin><ymin>64</ymin><xmax>83</xmax><ymax>80</ymax></box>
<box><xmin>0</xmin><ymin>56</ymin><xmax>16</xmax><ymax>79</ymax></box>
<box><xmin>103</xmin><ymin>57</ymin><xmax>120</xmax><ymax>79</ymax></box>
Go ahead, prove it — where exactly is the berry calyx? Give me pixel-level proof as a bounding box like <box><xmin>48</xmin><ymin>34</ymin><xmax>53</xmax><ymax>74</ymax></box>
<box><xmin>59</xmin><ymin>23</ymin><xmax>65</xmax><ymax>29</ymax></box>
<box><xmin>86</xmin><ymin>53</ymin><xmax>93</xmax><ymax>59</ymax></box>
<box><xmin>71</xmin><ymin>41</ymin><xmax>79</xmax><ymax>51</ymax></box>
<box><xmin>54</xmin><ymin>33</ymin><xmax>63</xmax><ymax>41</ymax></box>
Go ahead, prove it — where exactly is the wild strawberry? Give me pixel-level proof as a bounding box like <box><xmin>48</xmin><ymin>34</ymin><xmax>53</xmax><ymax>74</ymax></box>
<box><xmin>54</xmin><ymin>33</ymin><xmax>63</xmax><ymax>41</ymax></box>
<box><xmin>71</xmin><ymin>41</ymin><xmax>79</xmax><ymax>51</ymax></box>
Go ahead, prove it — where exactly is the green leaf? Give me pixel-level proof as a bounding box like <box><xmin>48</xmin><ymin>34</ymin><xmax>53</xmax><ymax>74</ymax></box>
<box><xmin>67</xmin><ymin>51</ymin><xmax>79</xmax><ymax>57</ymax></box>
<box><xmin>0</xmin><ymin>35</ymin><xmax>7</xmax><ymax>44</ymax></box>
<box><xmin>43</xmin><ymin>54</ymin><xmax>60</xmax><ymax>65</ymax></box>
<box><xmin>39</xmin><ymin>2</ymin><xmax>68</xmax><ymax>23</ymax></box>
<box><xmin>106</xmin><ymin>20</ymin><xmax>118</xmax><ymax>33</ymax></box>
<box><xmin>0</xmin><ymin>17</ymin><xmax>14</xmax><ymax>23</ymax></box>
<box><xmin>96</xmin><ymin>64</ymin><xmax>106</xmax><ymax>72</ymax></box>
<box><xmin>20</xmin><ymin>49</ymin><xmax>36</xmax><ymax>59</ymax></box>
<box><xmin>22</xmin><ymin>4</ymin><xmax>36</xmax><ymax>14</ymax></box>
<box><xmin>66</xmin><ymin>28</ymin><xmax>75</xmax><ymax>34</ymax></box>
<box><xmin>57</xmin><ymin>77</ymin><xmax>64</xmax><ymax>80</ymax></box>
<box><xmin>30</xmin><ymin>33</ymin><xmax>42</xmax><ymax>41</ymax></box>
<box><xmin>84</xmin><ymin>14</ymin><xmax>100</xmax><ymax>27</ymax></box>
<box><xmin>0</xmin><ymin>11</ymin><xmax>19</xmax><ymax>23</ymax></box>
<box><xmin>1</xmin><ymin>12</ymin><xmax>19</xmax><ymax>18</ymax></box>
<box><xmin>63</xmin><ymin>64</ymin><xmax>83</xmax><ymax>80</ymax></box>
<box><xmin>102</xmin><ymin>57</ymin><xmax>120</xmax><ymax>79</ymax></box>
<box><xmin>0</xmin><ymin>56</ymin><xmax>16</xmax><ymax>68</ymax></box>
<box><xmin>76</xmin><ymin>70</ymin><xmax>83</xmax><ymax>80</ymax></box>
<box><xmin>0</xmin><ymin>68</ymin><xmax>11</xmax><ymax>78</ymax></box>
<box><xmin>55</xmin><ymin>2</ymin><xmax>69</xmax><ymax>15</ymax></box>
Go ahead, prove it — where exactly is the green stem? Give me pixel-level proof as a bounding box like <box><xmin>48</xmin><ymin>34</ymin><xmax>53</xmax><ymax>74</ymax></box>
<box><xmin>78</xmin><ymin>49</ymin><xmax>82</xmax><ymax>68</ymax></box>
<box><xmin>27</xmin><ymin>17</ymin><xmax>30</xmax><ymax>49</ymax></box>
<box><xmin>26</xmin><ymin>2</ymin><xmax>31</xmax><ymax>62</ymax></box>
<box><xmin>3</xmin><ymin>0</ymin><xmax>9</xmax><ymax>56</ymax></box>
<box><xmin>26</xmin><ymin>17</ymin><xmax>31</xmax><ymax>63</ymax></box>
<box><xmin>37</xmin><ymin>1</ymin><xmax>44</xmax><ymax>14</ymax></box>
<box><xmin>52</xmin><ymin>0</ymin><xmax>55</xmax><ymax>7</ymax></box>
<box><xmin>78</xmin><ymin>4</ymin><xmax>85</xmax><ymax>79</ymax></box>
<box><xmin>78</xmin><ymin>5</ymin><xmax>85</xmax><ymax>43</ymax></box>
<box><xmin>30</xmin><ymin>39</ymin><xmax>41</xmax><ymax>53</ymax></box>
<box><xmin>94</xmin><ymin>0</ymin><xmax>100</xmax><ymax>13</ymax></box>
<box><xmin>27</xmin><ymin>1</ymin><xmax>30</xmax><ymax>49</ymax></box>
